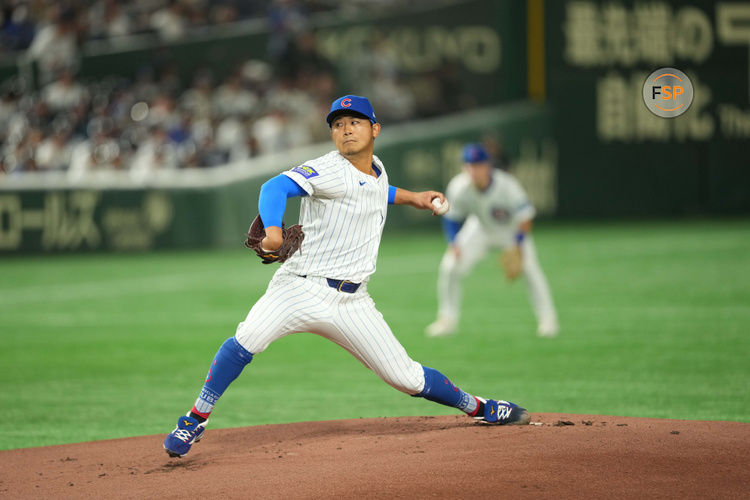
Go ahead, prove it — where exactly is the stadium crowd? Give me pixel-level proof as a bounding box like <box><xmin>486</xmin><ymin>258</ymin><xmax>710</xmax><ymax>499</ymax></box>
<box><xmin>0</xmin><ymin>58</ymin><xmax>341</xmax><ymax>178</ymax></box>
<box><xmin>0</xmin><ymin>0</ymin><xmax>463</xmax><ymax>177</ymax></box>
<box><xmin>0</xmin><ymin>0</ymin><xmax>331</xmax><ymax>56</ymax></box>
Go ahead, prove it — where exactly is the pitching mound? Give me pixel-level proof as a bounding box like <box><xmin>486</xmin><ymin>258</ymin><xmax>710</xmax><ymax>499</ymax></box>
<box><xmin>1</xmin><ymin>413</ymin><xmax>747</xmax><ymax>499</ymax></box>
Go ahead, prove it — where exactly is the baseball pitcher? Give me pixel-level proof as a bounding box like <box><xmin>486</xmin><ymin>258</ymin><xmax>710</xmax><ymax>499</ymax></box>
<box><xmin>164</xmin><ymin>96</ymin><xmax>530</xmax><ymax>458</ymax></box>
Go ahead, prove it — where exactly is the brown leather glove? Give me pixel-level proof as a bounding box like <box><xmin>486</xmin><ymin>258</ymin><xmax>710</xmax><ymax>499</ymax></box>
<box><xmin>500</xmin><ymin>246</ymin><xmax>523</xmax><ymax>281</ymax></box>
<box><xmin>244</xmin><ymin>215</ymin><xmax>304</xmax><ymax>264</ymax></box>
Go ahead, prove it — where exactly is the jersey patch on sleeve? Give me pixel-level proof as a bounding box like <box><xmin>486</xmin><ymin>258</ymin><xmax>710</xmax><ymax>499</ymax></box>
<box><xmin>291</xmin><ymin>165</ymin><xmax>319</xmax><ymax>179</ymax></box>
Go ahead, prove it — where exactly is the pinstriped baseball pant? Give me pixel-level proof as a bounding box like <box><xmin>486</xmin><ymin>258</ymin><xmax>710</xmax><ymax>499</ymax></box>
<box><xmin>234</xmin><ymin>270</ymin><xmax>426</xmax><ymax>395</ymax></box>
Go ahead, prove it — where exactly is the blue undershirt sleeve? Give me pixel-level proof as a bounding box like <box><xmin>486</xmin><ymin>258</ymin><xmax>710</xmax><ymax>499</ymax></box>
<box><xmin>442</xmin><ymin>217</ymin><xmax>464</xmax><ymax>243</ymax></box>
<box><xmin>388</xmin><ymin>185</ymin><xmax>397</xmax><ymax>204</ymax></box>
<box><xmin>258</xmin><ymin>174</ymin><xmax>307</xmax><ymax>228</ymax></box>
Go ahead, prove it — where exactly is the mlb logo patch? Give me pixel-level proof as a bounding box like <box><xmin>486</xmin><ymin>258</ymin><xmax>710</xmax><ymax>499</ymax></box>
<box><xmin>292</xmin><ymin>165</ymin><xmax>319</xmax><ymax>179</ymax></box>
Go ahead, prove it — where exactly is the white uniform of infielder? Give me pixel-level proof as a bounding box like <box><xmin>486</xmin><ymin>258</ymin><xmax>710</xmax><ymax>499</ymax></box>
<box><xmin>163</xmin><ymin>96</ymin><xmax>529</xmax><ymax>458</ymax></box>
<box><xmin>426</xmin><ymin>143</ymin><xmax>559</xmax><ymax>338</ymax></box>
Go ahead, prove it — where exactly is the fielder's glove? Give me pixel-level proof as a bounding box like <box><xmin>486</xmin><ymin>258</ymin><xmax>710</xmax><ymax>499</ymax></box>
<box><xmin>500</xmin><ymin>246</ymin><xmax>523</xmax><ymax>281</ymax></box>
<box><xmin>244</xmin><ymin>215</ymin><xmax>304</xmax><ymax>264</ymax></box>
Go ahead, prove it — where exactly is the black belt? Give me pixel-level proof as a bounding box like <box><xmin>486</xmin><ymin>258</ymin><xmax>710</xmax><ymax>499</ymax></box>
<box><xmin>326</xmin><ymin>278</ymin><xmax>361</xmax><ymax>293</ymax></box>
<box><xmin>298</xmin><ymin>275</ymin><xmax>361</xmax><ymax>293</ymax></box>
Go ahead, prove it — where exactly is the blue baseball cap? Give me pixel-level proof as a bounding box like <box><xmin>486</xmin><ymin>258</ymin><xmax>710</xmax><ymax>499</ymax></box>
<box><xmin>326</xmin><ymin>95</ymin><xmax>377</xmax><ymax>126</ymax></box>
<box><xmin>462</xmin><ymin>143</ymin><xmax>489</xmax><ymax>164</ymax></box>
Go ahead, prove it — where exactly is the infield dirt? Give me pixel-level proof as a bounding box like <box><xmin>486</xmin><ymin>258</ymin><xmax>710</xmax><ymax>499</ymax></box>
<box><xmin>1</xmin><ymin>413</ymin><xmax>747</xmax><ymax>499</ymax></box>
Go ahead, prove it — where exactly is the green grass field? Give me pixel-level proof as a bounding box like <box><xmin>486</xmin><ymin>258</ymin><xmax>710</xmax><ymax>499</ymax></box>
<box><xmin>1</xmin><ymin>219</ymin><xmax>749</xmax><ymax>450</ymax></box>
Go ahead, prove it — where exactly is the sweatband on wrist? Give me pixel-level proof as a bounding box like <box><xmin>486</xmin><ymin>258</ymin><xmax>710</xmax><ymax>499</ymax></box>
<box><xmin>388</xmin><ymin>185</ymin><xmax>397</xmax><ymax>204</ymax></box>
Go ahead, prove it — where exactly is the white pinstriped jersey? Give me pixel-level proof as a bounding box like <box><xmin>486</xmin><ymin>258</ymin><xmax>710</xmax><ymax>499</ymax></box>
<box><xmin>281</xmin><ymin>150</ymin><xmax>389</xmax><ymax>283</ymax></box>
<box><xmin>445</xmin><ymin>169</ymin><xmax>535</xmax><ymax>240</ymax></box>
<box><xmin>233</xmin><ymin>150</ymin><xmax>425</xmax><ymax>395</ymax></box>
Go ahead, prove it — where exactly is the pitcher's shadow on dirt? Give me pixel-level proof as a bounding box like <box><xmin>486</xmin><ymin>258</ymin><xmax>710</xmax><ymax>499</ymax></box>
<box><xmin>221</xmin><ymin>415</ymin><xmax>476</xmax><ymax>447</ymax></box>
<box><xmin>147</xmin><ymin>459</ymin><xmax>209</xmax><ymax>474</ymax></box>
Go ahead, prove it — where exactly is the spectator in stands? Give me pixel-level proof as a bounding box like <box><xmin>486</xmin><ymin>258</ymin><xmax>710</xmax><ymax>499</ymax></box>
<box><xmin>190</xmin><ymin>131</ymin><xmax>229</xmax><ymax>168</ymax></box>
<box><xmin>150</xmin><ymin>0</ymin><xmax>187</xmax><ymax>42</ymax></box>
<box><xmin>1</xmin><ymin>126</ymin><xmax>40</xmax><ymax>173</ymax></box>
<box><xmin>0</xmin><ymin>4</ymin><xmax>36</xmax><ymax>53</ymax></box>
<box><xmin>251</xmin><ymin>105</ymin><xmax>310</xmax><ymax>157</ymax></box>
<box><xmin>215</xmin><ymin>112</ymin><xmax>250</xmax><ymax>162</ymax></box>
<box><xmin>179</xmin><ymin>71</ymin><xmax>213</xmax><ymax>120</ymax></box>
<box><xmin>87</xmin><ymin>0</ymin><xmax>133</xmax><ymax>41</ymax></box>
<box><xmin>147</xmin><ymin>92</ymin><xmax>180</xmax><ymax>129</ymax></box>
<box><xmin>42</xmin><ymin>71</ymin><xmax>88</xmax><ymax>112</ymax></box>
<box><xmin>35</xmin><ymin>123</ymin><xmax>73</xmax><ymax>171</ymax></box>
<box><xmin>129</xmin><ymin>125</ymin><xmax>178</xmax><ymax>180</ymax></box>
<box><xmin>27</xmin><ymin>7</ymin><xmax>80</xmax><ymax>84</ymax></box>
<box><xmin>68</xmin><ymin>129</ymin><xmax>123</xmax><ymax>179</ymax></box>
<box><xmin>212</xmin><ymin>73</ymin><xmax>258</xmax><ymax>118</ymax></box>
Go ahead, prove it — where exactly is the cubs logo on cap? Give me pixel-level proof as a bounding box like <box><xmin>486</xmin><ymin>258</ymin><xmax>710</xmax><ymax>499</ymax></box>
<box><xmin>326</xmin><ymin>95</ymin><xmax>377</xmax><ymax>126</ymax></box>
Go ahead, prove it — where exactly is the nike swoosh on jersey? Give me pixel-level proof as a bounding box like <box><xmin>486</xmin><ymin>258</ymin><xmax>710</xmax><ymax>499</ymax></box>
<box><xmin>359</xmin><ymin>181</ymin><xmax>366</xmax><ymax>186</ymax></box>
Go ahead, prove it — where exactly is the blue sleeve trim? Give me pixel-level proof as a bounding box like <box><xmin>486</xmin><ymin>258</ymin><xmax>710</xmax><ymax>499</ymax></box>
<box><xmin>442</xmin><ymin>217</ymin><xmax>463</xmax><ymax>243</ymax></box>
<box><xmin>514</xmin><ymin>200</ymin><xmax>532</xmax><ymax>212</ymax></box>
<box><xmin>388</xmin><ymin>185</ymin><xmax>397</xmax><ymax>204</ymax></box>
<box><xmin>259</xmin><ymin>174</ymin><xmax>307</xmax><ymax>227</ymax></box>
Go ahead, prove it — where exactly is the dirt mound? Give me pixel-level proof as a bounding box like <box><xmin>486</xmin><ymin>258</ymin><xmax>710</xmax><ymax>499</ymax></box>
<box><xmin>1</xmin><ymin>413</ymin><xmax>747</xmax><ymax>499</ymax></box>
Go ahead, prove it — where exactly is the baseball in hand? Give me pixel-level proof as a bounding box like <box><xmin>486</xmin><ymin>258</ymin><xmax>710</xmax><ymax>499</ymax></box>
<box><xmin>431</xmin><ymin>197</ymin><xmax>450</xmax><ymax>216</ymax></box>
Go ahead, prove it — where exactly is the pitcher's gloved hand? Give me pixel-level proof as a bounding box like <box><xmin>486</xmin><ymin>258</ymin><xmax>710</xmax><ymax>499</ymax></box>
<box><xmin>244</xmin><ymin>215</ymin><xmax>304</xmax><ymax>264</ymax></box>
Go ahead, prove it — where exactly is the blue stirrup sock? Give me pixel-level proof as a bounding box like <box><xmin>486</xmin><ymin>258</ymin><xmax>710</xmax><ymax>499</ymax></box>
<box><xmin>416</xmin><ymin>366</ymin><xmax>480</xmax><ymax>416</ymax></box>
<box><xmin>190</xmin><ymin>337</ymin><xmax>253</xmax><ymax>421</ymax></box>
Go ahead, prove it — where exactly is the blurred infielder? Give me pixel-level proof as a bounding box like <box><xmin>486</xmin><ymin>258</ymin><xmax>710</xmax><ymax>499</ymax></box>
<box><xmin>164</xmin><ymin>96</ymin><xmax>529</xmax><ymax>458</ymax></box>
<box><xmin>426</xmin><ymin>143</ymin><xmax>559</xmax><ymax>338</ymax></box>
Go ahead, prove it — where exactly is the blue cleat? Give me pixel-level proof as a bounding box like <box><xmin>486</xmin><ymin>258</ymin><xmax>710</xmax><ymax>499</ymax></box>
<box><xmin>475</xmin><ymin>398</ymin><xmax>530</xmax><ymax>425</ymax></box>
<box><xmin>164</xmin><ymin>415</ymin><xmax>207</xmax><ymax>458</ymax></box>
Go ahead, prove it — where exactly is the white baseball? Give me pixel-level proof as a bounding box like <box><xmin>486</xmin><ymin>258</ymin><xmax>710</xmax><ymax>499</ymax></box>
<box><xmin>431</xmin><ymin>197</ymin><xmax>450</xmax><ymax>216</ymax></box>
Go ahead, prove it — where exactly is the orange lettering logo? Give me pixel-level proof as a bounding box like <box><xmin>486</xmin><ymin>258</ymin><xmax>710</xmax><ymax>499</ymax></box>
<box><xmin>643</xmin><ymin>68</ymin><xmax>693</xmax><ymax>118</ymax></box>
